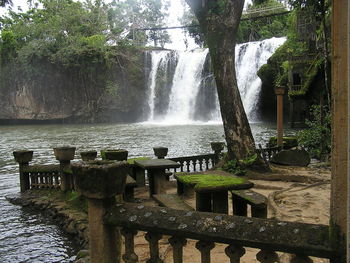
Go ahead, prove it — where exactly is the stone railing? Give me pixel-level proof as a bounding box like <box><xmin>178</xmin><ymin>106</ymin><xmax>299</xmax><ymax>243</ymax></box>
<box><xmin>106</xmin><ymin>203</ymin><xmax>332</xmax><ymax>263</ymax></box>
<box><xmin>70</xmin><ymin>161</ymin><xmax>334</xmax><ymax>263</ymax></box>
<box><xmin>13</xmin><ymin>142</ymin><xmax>225</xmax><ymax>192</ymax></box>
<box><xmin>22</xmin><ymin>164</ymin><xmax>61</xmax><ymax>189</ymax></box>
<box><xmin>168</xmin><ymin>154</ymin><xmax>218</xmax><ymax>173</ymax></box>
<box><xmin>166</xmin><ymin>142</ymin><xmax>224</xmax><ymax>173</ymax></box>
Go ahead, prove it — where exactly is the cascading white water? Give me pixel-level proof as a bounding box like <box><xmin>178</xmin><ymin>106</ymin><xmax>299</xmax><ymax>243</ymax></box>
<box><xmin>235</xmin><ymin>37</ymin><xmax>286</xmax><ymax>120</ymax></box>
<box><xmin>147</xmin><ymin>51</ymin><xmax>173</xmax><ymax>120</ymax></box>
<box><xmin>146</xmin><ymin>37</ymin><xmax>286</xmax><ymax>124</ymax></box>
<box><xmin>164</xmin><ymin>49</ymin><xmax>209</xmax><ymax>124</ymax></box>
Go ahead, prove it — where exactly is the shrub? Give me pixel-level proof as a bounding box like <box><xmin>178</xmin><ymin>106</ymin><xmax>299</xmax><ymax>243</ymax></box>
<box><xmin>297</xmin><ymin>105</ymin><xmax>331</xmax><ymax>159</ymax></box>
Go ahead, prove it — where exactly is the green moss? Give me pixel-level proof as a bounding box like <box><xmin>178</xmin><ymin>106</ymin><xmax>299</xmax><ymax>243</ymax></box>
<box><xmin>127</xmin><ymin>157</ymin><xmax>151</xmax><ymax>164</ymax></box>
<box><xmin>63</xmin><ymin>167</ymin><xmax>73</xmax><ymax>174</ymax></box>
<box><xmin>176</xmin><ymin>174</ymin><xmax>246</xmax><ymax>190</ymax></box>
<box><xmin>222</xmin><ymin>159</ymin><xmax>246</xmax><ymax>176</ymax></box>
<box><xmin>100</xmin><ymin>150</ymin><xmax>107</xmax><ymax>160</ymax></box>
<box><xmin>60</xmin><ymin>190</ymin><xmax>88</xmax><ymax>213</ymax></box>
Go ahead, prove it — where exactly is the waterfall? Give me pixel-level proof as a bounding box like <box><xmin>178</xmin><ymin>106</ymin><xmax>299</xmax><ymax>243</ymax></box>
<box><xmin>165</xmin><ymin>49</ymin><xmax>209</xmax><ymax>124</ymax></box>
<box><xmin>145</xmin><ymin>37</ymin><xmax>286</xmax><ymax>124</ymax></box>
<box><xmin>146</xmin><ymin>51</ymin><xmax>176</xmax><ymax>121</ymax></box>
<box><xmin>235</xmin><ymin>37</ymin><xmax>287</xmax><ymax>120</ymax></box>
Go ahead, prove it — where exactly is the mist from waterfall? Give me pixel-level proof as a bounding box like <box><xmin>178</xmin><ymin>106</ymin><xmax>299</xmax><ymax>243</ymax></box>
<box><xmin>145</xmin><ymin>37</ymin><xmax>286</xmax><ymax>125</ymax></box>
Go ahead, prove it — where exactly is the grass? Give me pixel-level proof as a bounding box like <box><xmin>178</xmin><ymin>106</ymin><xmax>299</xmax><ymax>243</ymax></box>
<box><xmin>176</xmin><ymin>174</ymin><xmax>246</xmax><ymax>190</ymax></box>
<box><xmin>127</xmin><ymin>157</ymin><xmax>151</xmax><ymax>164</ymax></box>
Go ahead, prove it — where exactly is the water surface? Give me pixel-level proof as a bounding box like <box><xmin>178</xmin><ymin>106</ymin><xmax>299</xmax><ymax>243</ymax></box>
<box><xmin>0</xmin><ymin>122</ymin><xmax>295</xmax><ymax>262</ymax></box>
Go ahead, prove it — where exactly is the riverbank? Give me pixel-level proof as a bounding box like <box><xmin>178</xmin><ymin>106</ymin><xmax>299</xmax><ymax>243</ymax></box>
<box><xmin>6</xmin><ymin>163</ymin><xmax>331</xmax><ymax>263</ymax></box>
<box><xmin>6</xmin><ymin>190</ymin><xmax>89</xmax><ymax>262</ymax></box>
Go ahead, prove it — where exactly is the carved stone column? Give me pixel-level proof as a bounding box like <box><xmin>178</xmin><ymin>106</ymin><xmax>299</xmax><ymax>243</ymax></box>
<box><xmin>72</xmin><ymin>160</ymin><xmax>129</xmax><ymax>263</ymax></box>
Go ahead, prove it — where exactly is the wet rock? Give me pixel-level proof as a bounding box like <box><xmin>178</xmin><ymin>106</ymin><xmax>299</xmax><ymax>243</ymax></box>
<box><xmin>271</xmin><ymin>149</ymin><xmax>311</xmax><ymax>167</ymax></box>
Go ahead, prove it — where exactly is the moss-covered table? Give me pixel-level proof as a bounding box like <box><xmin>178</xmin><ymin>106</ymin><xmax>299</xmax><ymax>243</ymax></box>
<box><xmin>175</xmin><ymin>173</ymin><xmax>254</xmax><ymax>214</ymax></box>
<box><xmin>134</xmin><ymin>159</ymin><xmax>181</xmax><ymax>197</ymax></box>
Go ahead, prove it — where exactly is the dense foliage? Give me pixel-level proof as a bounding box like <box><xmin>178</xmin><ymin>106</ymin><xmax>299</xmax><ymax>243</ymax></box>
<box><xmin>236</xmin><ymin>0</ymin><xmax>289</xmax><ymax>43</ymax></box>
<box><xmin>179</xmin><ymin>0</ymin><xmax>289</xmax><ymax>46</ymax></box>
<box><xmin>297</xmin><ymin>105</ymin><xmax>331</xmax><ymax>159</ymax></box>
<box><xmin>0</xmin><ymin>0</ymin><xmax>170</xmax><ymax>66</ymax></box>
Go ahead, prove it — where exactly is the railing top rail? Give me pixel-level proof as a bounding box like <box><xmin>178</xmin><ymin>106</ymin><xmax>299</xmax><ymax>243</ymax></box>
<box><xmin>22</xmin><ymin>164</ymin><xmax>60</xmax><ymax>173</ymax></box>
<box><xmin>105</xmin><ymin>203</ymin><xmax>332</xmax><ymax>258</ymax></box>
<box><xmin>169</xmin><ymin>153</ymin><xmax>216</xmax><ymax>161</ymax></box>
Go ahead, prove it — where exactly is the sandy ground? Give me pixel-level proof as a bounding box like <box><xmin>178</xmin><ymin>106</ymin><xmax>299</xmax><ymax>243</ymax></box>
<box><xmin>125</xmin><ymin>163</ymin><xmax>331</xmax><ymax>263</ymax></box>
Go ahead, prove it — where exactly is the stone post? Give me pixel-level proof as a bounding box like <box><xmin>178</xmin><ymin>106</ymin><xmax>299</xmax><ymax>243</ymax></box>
<box><xmin>331</xmin><ymin>1</ymin><xmax>349</xmax><ymax>262</ymax></box>
<box><xmin>13</xmin><ymin>150</ymin><xmax>33</xmax><ymax>192</ymax></box>
<box><xmin>153</xmin><ymin>147</ymin><xmax>168</xmax><ymax>159</ymax></box>
<box><xmin>53</xmin><ymin>146</ymin><xmax>76</xmax><ymax>191</ymax></box>
<box><xmin>210</xmin><ymin>142</ymin><xmax>224</xmax><ymax>165</ymax></box>
<box><xmin>80</xmin><ymin>151</ymin><xmax>97</xmax><ymax>161</ymax></box>
<box><xmin>72</xmin><ymin>160</ymin><xmax>129</xmax><ymax>263</ymax></box>
<box><xmin>101</xmin><ymin>149</ymin><xmax>128</xmax><ymax>161</ymax></box>
<box><xmin>274</xmin><ymin>87</ymin><xmax>285</xmax><ymax>148</ymax></box>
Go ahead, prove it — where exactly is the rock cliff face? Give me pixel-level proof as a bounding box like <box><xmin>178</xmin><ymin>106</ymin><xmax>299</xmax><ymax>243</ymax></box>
<box><xmin>0</xmin><ymin>49</ymin><xmax>148</xmax><ymax>124</ymax></box>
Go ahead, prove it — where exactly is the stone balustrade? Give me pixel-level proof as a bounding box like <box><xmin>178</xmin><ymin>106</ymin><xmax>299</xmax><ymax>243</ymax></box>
<box><xmin>12</xmin><ymin>145</ymin><xmax>338</xmax><ymax>262</ymax></box>
<box><xmin>13</xmin><ymin>142</ymin><xmax>224</xmax><ymax>192</ymax></box>
<box><xmin>104</xmin><ymin>203</ymin><xmax>332</xmax><ymax>263</ymax></box>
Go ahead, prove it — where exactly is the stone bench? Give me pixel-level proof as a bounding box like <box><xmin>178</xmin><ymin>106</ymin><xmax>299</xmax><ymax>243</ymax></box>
<box><xmin>153</xmin><ymin>194</ymin><xmax>194</xmax><ymax>211</ymax></box>
<box><xmin>124</xmin><ymin>175</ymin><xmax>138</xmax><ymax>202</ymax></box>
<box><xmin>231</xmin><ymin>189</ymin><xmax>268</xmax><ymax>218</ymax></box>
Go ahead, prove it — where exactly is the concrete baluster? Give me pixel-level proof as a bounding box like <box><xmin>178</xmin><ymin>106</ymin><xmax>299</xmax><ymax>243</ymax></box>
<box><xmin>121</xmin><ymin>228</ymin><xmax>138</xmax><ymax>263</ymax></box>
<box><xmin>256</xmin><ymin>250</ymin><xmax>279</xmax><ymax>263</ymax></box>
<box><xmin>168</xmin><ymin>236</ymin><xmax>187</xmax><ymax>263</ymax></box>
<box><xmin>195</xmin><ymin>241</ymin><xmax>215</xmax><ymax>263</ymax></box>
<box><xmin>145</xmin><ymin>232</ymin><xmax>164</xmax><ymax>263</ymax></box>
<box><xmin>225</xmin><ymin>245</ymin><xmax>246</xmax><ymax>263</ymax></box>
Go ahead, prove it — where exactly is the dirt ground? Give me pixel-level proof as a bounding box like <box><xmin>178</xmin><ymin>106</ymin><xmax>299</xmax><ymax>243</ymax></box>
<box><xmin>129</xmin><ymin>163</ymin><xmax>331</xmax><ymax>263</ymax></box>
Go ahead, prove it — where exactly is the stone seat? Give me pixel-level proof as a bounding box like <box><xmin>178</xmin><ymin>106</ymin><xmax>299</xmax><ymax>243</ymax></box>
<box><xmin>153</xmin><ymin>194</ymin><xmax>194</xmax><ymax>211</ymax></box>
<box><xmin>231</xmin><ymin>189</ymin><xmax>268</xmax><ymax>218</ymax></box>
<box><xmin>124</xmin><ymin>175</ymin><xmax>137</xmax><ymax>202</ymax></box>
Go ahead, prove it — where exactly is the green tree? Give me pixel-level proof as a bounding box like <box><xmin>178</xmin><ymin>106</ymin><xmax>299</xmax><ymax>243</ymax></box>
<box><xmin>0</xmin><ymin>0</ymin><xmax>12</xmax><ymax>7</ymax></box>
<box><xmin>184</xmin><ymin>0</ymin><xmax>261</xmax><ymax>162</ymax></box>
<box><xmin>237</xmin><ymin>0</ymin><xmax>289</xmax><ymax>43</ymax></box>
<box><xmin>107</xmin><ymin>0</ymin><xmax>170</xmax><ymax>47</ymax></box>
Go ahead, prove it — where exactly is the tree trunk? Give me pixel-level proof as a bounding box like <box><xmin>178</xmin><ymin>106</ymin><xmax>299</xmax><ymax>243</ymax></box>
<box><xmin>185</xmin><ymin>0</ymin><xmax>255</xmax><ymax>160</ymax></box>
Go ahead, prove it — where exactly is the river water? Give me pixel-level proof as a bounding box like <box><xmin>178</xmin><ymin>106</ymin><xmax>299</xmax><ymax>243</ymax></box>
<box><xmin>0</xmin><ymin>122</ymin><xmax>294</xmax><ymax>262</ymax></box>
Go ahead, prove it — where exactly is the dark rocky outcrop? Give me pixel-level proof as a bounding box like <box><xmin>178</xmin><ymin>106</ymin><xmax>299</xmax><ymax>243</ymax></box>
<box><xmin>0</xmin><ymin>48</ymin><xmax>148</xmax><ymax>124</ymax></box>
<box><xmin>270</xmin><ymin>148</ymin><xmax>311</xmax><ymax>167</ymax></box>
